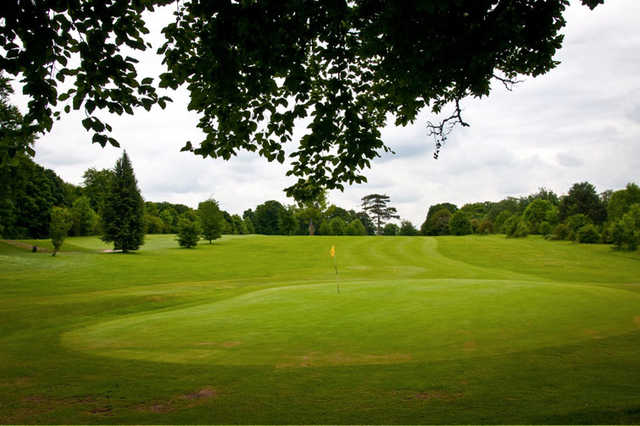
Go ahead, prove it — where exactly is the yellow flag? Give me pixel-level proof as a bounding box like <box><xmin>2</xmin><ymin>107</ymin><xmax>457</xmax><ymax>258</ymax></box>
<box><xmin>329</xmin><ymin>245</ymin><xmax>335</xmax><ymax>257</ymax></box>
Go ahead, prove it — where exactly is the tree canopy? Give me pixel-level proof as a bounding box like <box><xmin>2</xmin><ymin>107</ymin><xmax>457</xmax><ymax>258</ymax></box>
<box><xmin>198</xmin><ymin>199</ymin><xmax>223</xmax><ymax>243</ymax></box>
<box><xmin>1</xmin><ymin>0</ymin><xmax>602</xmax><ymax>200</ymax></box>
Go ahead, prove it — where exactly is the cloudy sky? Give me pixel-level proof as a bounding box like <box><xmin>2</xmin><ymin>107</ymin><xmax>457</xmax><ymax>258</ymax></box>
<box><xmin>15</xmin><ymin>1</ymin><xmax>640</xmax><ymax>225</ymax></box>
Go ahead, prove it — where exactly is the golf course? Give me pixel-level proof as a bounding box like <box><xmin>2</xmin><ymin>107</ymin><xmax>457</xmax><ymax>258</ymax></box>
<box><xmin>1</xmin><ymin>234</ymin><xmax>640</xmax><ymax>424</ymax></box>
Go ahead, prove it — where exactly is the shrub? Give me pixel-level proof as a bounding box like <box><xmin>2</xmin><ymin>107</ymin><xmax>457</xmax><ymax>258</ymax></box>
<box><xmin>328</xmin><ymin>217</ymin><xmax>346</xmax><ymax>235</ymax></box>
<box><xmin>476</xmin><ymin>219</ymin><xmax>494</xmax><ymax>235</ymax></box>
<box><xmin>523</xmin><ymin>199</ymin><xmax>553</xmax><ymax>233</ymax></box>
<box><xmin>512</xmin><ymin>220</ymin><xmax>529</xmax><ymax>238</ymax></box>
<box><xmin>494</xmin><ymin>210</ymin><xmax>512</xmax><ymax>233</ymax></box>
<box><xmin>449</xmin><ymin>211</ymin><xmax>472</xmax><ymax>235</ymax></box>
<box><xmin>317</xmin><ymin>221</ymin><xmax>330</xmax><ymax>235</ymax></box>
<box><xmin>600</xmin><ymin>223</ymin><xmax>614</xmax><ymax>244</ymax></box>
<box><xmin>383</xmin><ymin>223</ymin><xmax>398</xmax><ymax>236</ymax></box>
<box><xmin>503</xmin><ymin>215</ymin><xmax>520</xmax><ymax>237</ymax></box>
<box><xmin>538</xmin><ymin>221</ymin><xmax>553</xmax><ymax>236</ymax></box>
<box><xmin>398</xmin><ymin>220</ymin><xmax>418</xmax><ymax>236</ymax></box>
<box><xmin>177</xmin><ymin>218</ymin><xmax>201</xmax><ymax>248</ymax></box>
<box><xmin>567</xmin><ymin>214</ymin><xmax>591</xmax><ymax>241</ymax></box>
<box><xmin>612</xmin><ymin>212</ymin><xmax>640</xmax><ymax>251</ymax></box>
<box><xmin>421</xmin><ymin>208</ymin><xmax>452</xmax><ymax>235</ymax></box>
<box><xmin>577</xmin><ymin>224</ymin><xmax>600</xmax><ymax>244</ymax></box>
<box><xmin>551</xmin><ymin>223</ymin><xmax>569</xmax><ymax>240</ymax></box>
<box><xmin>345</xmin><ymin>219</ymin><xmax>367</xmax><ymax>235</ymax></box>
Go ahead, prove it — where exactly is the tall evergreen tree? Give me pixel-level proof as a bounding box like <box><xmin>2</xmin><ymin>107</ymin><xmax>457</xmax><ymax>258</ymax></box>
<box><xmin>361</xmin><ymin>194</ymin><xmax>400</xmax><ymax>235</ymax></box>
<box><xmin>101</xmin><ymin>152</ymin><xmax>145</xmax><ymax>252</ymax></box>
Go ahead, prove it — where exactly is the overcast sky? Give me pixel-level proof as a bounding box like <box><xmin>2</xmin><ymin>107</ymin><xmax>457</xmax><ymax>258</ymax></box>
<box><xmin>15</xmin><ymin>1</ymin><xmax>640</xmax><ymax>225</ymax></box>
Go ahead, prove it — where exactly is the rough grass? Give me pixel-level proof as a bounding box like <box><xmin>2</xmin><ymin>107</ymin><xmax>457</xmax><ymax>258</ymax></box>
<box><xmin>1</xmin><ymin>234</ymin><xmax>640</xmax><ymax>424</ymax></box>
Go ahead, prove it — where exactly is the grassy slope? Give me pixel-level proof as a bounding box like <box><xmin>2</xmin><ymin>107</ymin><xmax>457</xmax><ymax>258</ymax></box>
<box><xmin>1</xmin><ymin>234</ymin><xmax>639</xmax><ymax>424</ymax></box>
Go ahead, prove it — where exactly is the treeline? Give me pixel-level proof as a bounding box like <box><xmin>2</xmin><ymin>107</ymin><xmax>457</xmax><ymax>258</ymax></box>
<box><xmin>0</xmin><ymin>156</ymin><xmax>379</xmax><ymax>240</ymax></box>
<box><xmin>419</xmin><ymin>182</ymin><xmax>640</xmax><ymax>251</ymax></box>
<box><xmin>2</xmin><ymin>155</ymin><xmax>639</xmax><ymax>252</ymax></box>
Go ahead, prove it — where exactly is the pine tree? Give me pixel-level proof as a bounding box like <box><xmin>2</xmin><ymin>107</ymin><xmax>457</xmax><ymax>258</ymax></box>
<box><xmin>101</xmin><ymin>151</ymin><xmax>145</xmax><ymax>252</ymax></box>
<box><xmin>177</xmin><ymin>215</ymin><xmax>201</xmax><ymax>248</ymax></box>
<box><xmin>361</xmin><ymin>194</ymin><xmax>400</xmax><ymax>235</ymax></box>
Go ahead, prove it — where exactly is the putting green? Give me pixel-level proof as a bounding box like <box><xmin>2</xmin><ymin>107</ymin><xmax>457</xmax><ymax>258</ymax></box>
<box><xmin>62</xmin><ymin>279</ymin><xmax>640</xmax><ymax>367</ymax></box>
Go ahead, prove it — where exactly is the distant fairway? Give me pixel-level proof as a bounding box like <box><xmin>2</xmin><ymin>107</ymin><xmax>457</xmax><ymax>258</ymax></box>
<box><xmin>2</xmin><ymin>234</ymin><xmax>640</xmax><ymax>424</ymax></box>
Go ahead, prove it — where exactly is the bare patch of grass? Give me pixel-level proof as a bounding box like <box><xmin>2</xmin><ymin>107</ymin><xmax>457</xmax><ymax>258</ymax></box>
<box><xmin>414</xmin><ymin>391</ymin><xmax>464</xmax><ymax>401</ymax></box>
<box><xmin>136</xmin><ymin>386</ymin><xmax>218</xmax><ymax>414</ymax></box>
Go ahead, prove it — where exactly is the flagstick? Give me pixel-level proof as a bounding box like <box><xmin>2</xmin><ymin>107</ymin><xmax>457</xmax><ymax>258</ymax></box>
<box><xmin>334</xmin><ymin>255</ymin><xmax>340</xmax><ymax>294</ymax></box>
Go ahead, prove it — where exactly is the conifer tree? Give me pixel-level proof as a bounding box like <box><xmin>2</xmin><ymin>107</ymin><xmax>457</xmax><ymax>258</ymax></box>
<box><xmin>361</xmin><ymin>194</ymin><xmax>400</xmax><ymax>235</ymax></box>
<box><xmin>101</xmin><ymin>151</ymin><xmax>145</xmax><ymax>252</ymax></box>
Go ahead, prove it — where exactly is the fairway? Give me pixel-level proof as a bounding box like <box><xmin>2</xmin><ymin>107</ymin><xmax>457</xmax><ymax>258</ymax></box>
<box><xmin>2</xmin><ymin>235</ymin><xmax>640</xmax><ymax>424</ymax></box>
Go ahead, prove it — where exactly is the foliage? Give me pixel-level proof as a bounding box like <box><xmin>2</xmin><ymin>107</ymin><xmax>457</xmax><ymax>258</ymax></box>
<box><xmin>611</xmin><ymin>204</ymin><xmax>640</xmax><ymax>251</ymax></box>
<box><xmin>197</xmin><ymin>199</ymin><xmax>223</xmax><ymax>243</ymax></box>
<box><xmin>566</xmin><ymin>214</ymin><xmax>591</xmax><ymax>241</ymax></box>
<box><xmin>158</xmin><ymin>1</ymin><xmax>602</xmax><ymax>200</ymax></box>
<box><xmin>421</xmin><ymin>203</ymin><xmax>457</xmax><ymax>235</ymax></box>
<box><xmin>607</xmin><ymin>183</ymin><xmax>640</xmax><ymax>222</ymax></box>
<box><xmin>317</xmin><ymin>221</ymin><xmax>330</xmax><ymax>236</ymax></box>
<box><xmin>2</xmin><ymin>1</ymin><xmax>604</xmax><ymax>199</ymax></box>
<box><xmin>449</xmin><ymin>211</ymin><xmax>472</xmax><ymax>236</ymax></box>
<box><xmin>523</xmin><ymin>199</ymin><xmax>553</xmax><ymax>234</ymax></box>
<box><xmin>545</xmin><ymin>205</ymin><xmax>560</xmax><ymax>225</ymax></box>
<box><xmin>328</xmin><ymin>217</ymin><xmax>346</xmax><ymax>236</ymax></box>
<box><xmin>0</xmin><ymin>2</ymin><xmax>171</xmax><ymax>159</ymax></box>
<box><xmin>551</xmin><ymin>223</ymin><xmax>570</xmax><ymax>241</ymax></box>
<box><xmin>361</xmin><ymin>194</ymin><xmax>399</xmax><ymax>235</ymax></box>
<box><xmin>494</xmin><ymin>210</ymin><xmax>513</xmax><ymax>234</ymax></box>
<box><xmin>503</xmin><ymin>215</ymin><xmax>520</xmax><ymax>238</ymax></box>
<box><xmin>512</xmin><ymin>221</ymin><xmax>530</xmax><ymax>238</ymax></box>
<box><xmin>538</xmin><ymin>221</ymin><xmax>553</xmax><ymax>236</ymax></box>
<box><xmin>345</xmin><ymin>219</ymin><xmax>367</xmax><ymax>236</ymax></box>
<box><xmin>293</xmin><ymin>205</ymin><xmax>324</xmax><ymax>236</ymax></box>
<box><xmin>611</xmin><ymin>217</ymin><xmax>639</xmax><ymax>251</ymax></box>
<box><xmin>71</xmin><ymin>196</ymin><xmax>97</xmax><ymax>236</ymax></box>
<box><xmin>398</xmin><ymin>220</ymin><xmax>419</xmax><ymax>236</ymax></box>
<box><xmin>0</xmin><ymin>155</ymin><xmax>67</xmax><ymax>238</ymax></box>
<box><xmin>0</xmin><ymin>75</ymin><xmax>36</xmax><ymax>163</ymax></box>
<box><xmin>422</xmin><ymin>208</ymin><xmax>453</xmax><ymax>236</ymax></box>
<box><xmin>176</xmin><ymin>216</ymin><xmax>201</xmax><ymax>248</ymax></box>
<box><xmin>243</xmin><ymin>217</ymin><xmax>255</xmax><ymax>234</ymax></box>
<box><xmin>559</xmin><ymin>182</ymin><xmax>607</xmax><ymax>224</ymax></box>
<box><xmin>577</xmin><ymin>224</ymin><xmax>600</xmax><ymax>244</ymax></box>
<box><xmin>82</xmin><ymin>168</ymin><xmax>114</xmax><ymax>213</ymax></box>
<box><xmin>278</xmin><ymin>207</ymin><xmax>298</xmax><ymax>236</ymax></box>
<box><xmin>355</xmin><ymin>212</ymin><xmax>376</xmax><ymax>235</ymax></box>
<box><xmin>476</xmin><ymin>219</ymin><xmax>494</xmax><ymax>235</ymax></box>
<box><xmin>49</xmin><ymin>206</ymin><xmax>72</xmax><ymax>256</ymax></box>
<box><xmin>254</xmin><ymin>200</ymin><xmax>286</xmax><ymax>235</ymax></box>
<box><xmin>230</xmin><ymin>215</ymin><xmax>248</xmax><ymax>235</ymax></box>
<box><xmin>144</xmin><ymin>213</ymin><xmax>166</xmax><ymax>234</ymax></box>
<box><xmin>382</xmin><ymin>223</ymin><xmax>399</xmax><ymax>236</ymax></box>
<box><xmin>101</xmin><ymin>152</ymin><xmax>145</xmax><ymax>252</ymax></box>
